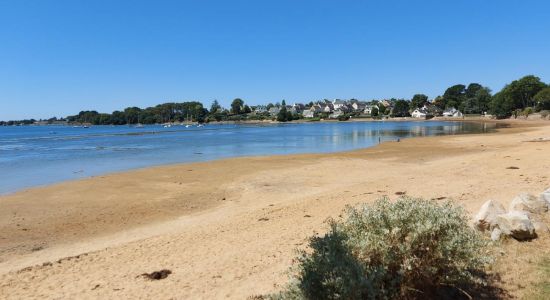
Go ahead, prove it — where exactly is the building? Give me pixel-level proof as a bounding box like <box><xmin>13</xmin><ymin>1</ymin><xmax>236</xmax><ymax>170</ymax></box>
<box><xmin>351</xmin><ymin>101</ymin><xmax>366</xmax><ymax>112</ymax></box>
<box><xmin>332</xmin><ymin>99</ymin><xmax>347</xmax><ymax>110</ymax></box>
<box><xmin>291</xmin><ymin>103</ymin><xmax>305</xmax><ymax>114</ymax></box>
<box><xmin>302</xmin><ymin>110</ymin><xmax>315</xmax><ymax>118</ymax></box>
<box><xmin>254</xmin><ymin>105</ymin><xmax>267</xmax><ymax>114</ymax></box>
<box><xmin>364</xmin><ymin>105</ymin><xmax>376</xmax><ymax>115</ymax></box>
<box><xmin>268</xmin><ymin>106</ymin><xmax>280</xmax><ymax>116</ymax></box>
<box><xmin>411</xmin><ymin>108</ymin><xmax>428</xmax><ymax>118</ymax></box>
<box><xmin>442</xmin><ymin>108</ymin><xmax>463</xmax><ymax>118</ymax></box>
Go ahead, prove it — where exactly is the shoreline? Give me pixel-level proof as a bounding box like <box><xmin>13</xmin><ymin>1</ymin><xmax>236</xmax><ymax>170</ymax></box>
<box><xmin>1</xmin><ymin>119</ymin><xmax>549</xmax><ymax>298</ymax></box>
<box><xmin>0</xmin><ymin>118</ymin><xmax>515</xmax><ymax>197</ymax></box>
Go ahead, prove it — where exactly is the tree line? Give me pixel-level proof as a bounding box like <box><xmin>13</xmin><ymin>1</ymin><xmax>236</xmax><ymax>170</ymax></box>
<box><xmin>374</xmin><ymin>75</ymin><xmax>549</xmax><ymax>119</ymax></box>
<box><xmin>2</xmin><ymin>74</ymin><xmax>549</xmax><ymax>125</ymax></box>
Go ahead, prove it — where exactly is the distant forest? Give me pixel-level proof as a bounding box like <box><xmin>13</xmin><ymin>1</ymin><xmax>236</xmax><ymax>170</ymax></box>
<box><xmin>2</xmin><ymin>74</ymin><xmax>550</xmax><ymax>126</ymax></box>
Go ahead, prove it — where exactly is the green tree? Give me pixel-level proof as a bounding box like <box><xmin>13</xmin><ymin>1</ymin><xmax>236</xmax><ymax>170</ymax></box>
<box><xmin>231</xmin><ymin>98</ymin><xmax>244</xmax><ymax>115</ymax></box>
<box><xmin>465</xmin><ymin>83</ymin><xmax>483</xmax><ymax>98</ymax></box>
<box><xmin>475</xmin><ymin>87</ymin><xmax>492</xmax><ymax>114</ymax></box>
<box><xmin>534</xmin><ymin>87</ymin><xmax>550</xmax><ymax>110</ymax></box>
<box><xmin>370</xmin><ymin>106</ymin><xmax>379</xmax><ymax>117</ymax></box>
<box><xmin>391</xmin><ymin>100</ymin><xmax>410</xmax><ymax>117</ymax></box>
<box><xmin>442</xmin><ymin>84</ymin><xmax>466</xmax><ymax>110</ymax></box>
<box><xmin>378</xmin><ymin>104</ymin><xmax>386</xmax><ymax>115</ymax></box>
<box><xmin>111</xmin><ymin>110</ymin><xmax>127</xmax><ymax>125</ymax></box>
<box><xmin>410</xmin><ymin>94</ymin><xmax>428</xmax><ymax>109</ymax></box>
<box><xmin>243</xmin><ymin>105</ymin><xmax>252</xmax><ymax>114</ymax></box>
<box><xmin>209</xmin><ymin>100</ymin><xmax>221</xmax><ymax>114</ymax></box>
<box><xmin>507</xmin><ymin>75</ymin><xmax>546</xmax><ymax>108</ymax></box>
<box><xmin>463</xmin><ymin>84</ymin><xmax>492</xmax><ymax>114</ymax></box>
<box><xmin>490</xmin><ymin>75</ymin><xmax>547</xmax><ymax>117</ymax></box>
<box><xmin>123</xmin><ymin>107</ymin><xmax>141</xmax><ymax>124</ymax></box>
<box><xmin>277</xmin><ymin>100</ymin><xmax>289</xmax><ymax>122</ymax></box>
<box><xmin>490</xmin><ymin>91</ymin><xmax>514</xmax><ymax>119</ymax></box>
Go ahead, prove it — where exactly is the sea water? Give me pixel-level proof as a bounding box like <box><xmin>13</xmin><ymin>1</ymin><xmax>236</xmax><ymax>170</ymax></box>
<box><xmin>0</xmin><ymin>121</ymin><xmax>502</xmax><ymax>194</ymax></box>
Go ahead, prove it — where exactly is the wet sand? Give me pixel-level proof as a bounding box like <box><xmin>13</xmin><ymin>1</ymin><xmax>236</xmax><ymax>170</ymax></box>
<box><xmin>1</xmin><ymin>119</ymin><xmax>549</xmax><ymax>299</ymax></box>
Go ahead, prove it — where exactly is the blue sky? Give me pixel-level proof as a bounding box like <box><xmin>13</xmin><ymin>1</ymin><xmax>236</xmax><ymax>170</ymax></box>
<box><xmin>1</xmin><ymin>0</ymin><xmax>549</xmax><ymax>120</ymax></box>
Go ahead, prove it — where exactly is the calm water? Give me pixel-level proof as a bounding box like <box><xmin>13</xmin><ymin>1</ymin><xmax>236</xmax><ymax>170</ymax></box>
<box><xmin>0</xmin><ymin>121</ymin><xmax>501</xmax><ymax>194</ymax></box>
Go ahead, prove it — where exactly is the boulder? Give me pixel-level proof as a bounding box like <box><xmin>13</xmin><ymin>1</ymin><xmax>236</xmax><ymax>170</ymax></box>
<box><xmin>474</xmin><ymin>200</ymin><xmax>507</xmax><ymax>231</ymax></box>
<box><xmin>496</xmin><ymin>211</ymin><xmax>536</xmax><ymax>240</ymax></box>
<box><xmin>491</xmin><ymin>228</ymin><xmax>502</xmax><ymax>241</ymax></box>
<box><xmin>509</xmin><ymin>192</ymin><xmax>548</xmax><ymax>214</ymax></box>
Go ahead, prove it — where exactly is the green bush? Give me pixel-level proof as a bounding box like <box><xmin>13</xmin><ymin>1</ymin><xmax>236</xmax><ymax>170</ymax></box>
<box><xmin>337</xmin><ymin>114</ymin><xmax>351</xmax><ymax>121</ymax></box>
<box><xmin>270</xmin><ymin>197</ymin><xmax>491</xmax><ymax>299</ymax></box>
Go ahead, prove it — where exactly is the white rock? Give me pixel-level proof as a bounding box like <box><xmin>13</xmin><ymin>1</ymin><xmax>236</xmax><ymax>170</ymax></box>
<box><xmin>496</xmin><ymin>211</ymin><xmax>536</xmax><ymax>240</ymax></box>
<box><xmin>509</xmin><ymin>192</ymin><xmax>548</xmax><ymax>214</ymax></box>
<box><xmin>491</xmin><ymin>228</ymin><xmax>502</xmax><ymax>241</ymax></box>
<box><xmin>474</xmin><ymin>200</ymin><xmax>507</xmax><ymax>231</ymax></box>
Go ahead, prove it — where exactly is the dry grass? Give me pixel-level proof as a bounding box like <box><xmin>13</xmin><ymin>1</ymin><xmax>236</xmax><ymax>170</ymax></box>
<box><xmin>489</xmin><ymin>214</ymin><xmax>550</xmax><ymax>299</ymax></box>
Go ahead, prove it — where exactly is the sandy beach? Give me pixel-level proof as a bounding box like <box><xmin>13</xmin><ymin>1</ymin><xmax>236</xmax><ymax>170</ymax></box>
<box><xmin>1</xmin><ymin>119</ymin><xmax>550</xmax><ymax>299</ymax></box>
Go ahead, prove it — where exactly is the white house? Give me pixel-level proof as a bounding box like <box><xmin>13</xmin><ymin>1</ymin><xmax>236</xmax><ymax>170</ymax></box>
<box><xmin>291</xmin><ymin>103</ymin><xmax>305</xmax><ymax>114</ymax></box>
<box><xmin>254</xmin><ymin>105</ymin><xmax>267</xmax><ymax>114</ymax></box>
<box><xmin>332</xmin><ymin>99</ymin><xmax>347</xmax><ymax>110</ymax></box>
<box><xmin>351</xmin><ymin>102</ymin><xmax>366</xmax><ymax>112</ymax></box>
<box><xmin>310</xmin><ymin>104</ymin><xmax>323</xmax><ymax>113</ymax></box>
<box><xmin>411</xmin><ymin>108</ymin><xmax>428</xmax><ymax>118</ymax></box>
<box><xmin>322</xmin><ymin>103</ymin><xmax>335</xmax><ymax>113</ymax></box>
<box><xmin>442</xmin><ymin>108</ymin><xmax>463</xmax><ymax>118</ymax></box>
<box><xmin>302</xmin><ymin>110</ymin><xmax>315</xmax><ymax>118</ymax></box>
<box><xmin>364</xmin><ymin>105</ymin><xmax>376</xmax><ymax>115</ymax></box>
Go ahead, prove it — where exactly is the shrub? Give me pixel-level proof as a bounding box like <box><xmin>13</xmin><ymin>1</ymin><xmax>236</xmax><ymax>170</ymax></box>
<box><xmin>540</xmin><ymin>110</ymin><xmax>550</xmax><ymax>119</ymax></box>
<box><xmin>338</xmin><ymin>114</ymin><xmax>350</xmax><ymax>121</ymax></box>
<box><xmin>270</xmin><ymin>197</ymin><xmax>491</xmax><ymax>299</ymax></box>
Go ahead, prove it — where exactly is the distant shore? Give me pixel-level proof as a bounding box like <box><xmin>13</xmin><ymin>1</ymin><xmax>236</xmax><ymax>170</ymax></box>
<box><xmin>0</xmin><ymin>119</ymin><xmax>549</xmax><ymax>299</ymax></box>
<box><xmin>4</xmin><ymin>113</ymin><xmax>548</xmax><ymax>127</ymax></box>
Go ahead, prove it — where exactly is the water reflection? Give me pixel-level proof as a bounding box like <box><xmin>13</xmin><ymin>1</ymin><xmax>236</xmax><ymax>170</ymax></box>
<box><xmin>0</xmin><ymin>121</ymin><xmax>504</xmax><ymax>194</ymax></box>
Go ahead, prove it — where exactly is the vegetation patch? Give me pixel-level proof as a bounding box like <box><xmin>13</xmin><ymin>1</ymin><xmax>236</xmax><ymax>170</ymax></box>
<box><xmin>267</xmin><ymin>197</ymin><xmax>496</xmax><ymax>299</ymax></box>
<box><xmin>529</xmin><ymin>258</ymin><xmax>550</xmax><ymax>299</ymax></box>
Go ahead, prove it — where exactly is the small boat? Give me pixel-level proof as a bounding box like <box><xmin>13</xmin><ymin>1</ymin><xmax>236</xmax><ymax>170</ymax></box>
<box><xmin>163</xmin><ymin>124</ymin><xmax>172</xmax><ymax>128</ymax></box>
<box><xmin>197</xmin><ymin>124</ymin><xmax>204</xmax><ymax>128</ymax></box>
<box><xmin>135</xmin><ymin>123</ymin><xmax>144</xmax><ymax>128</ymax></box>
<box><xmin>184</xmin><ymin>113</ymin><xmax>193</xmax><ymax>128</ymax></box>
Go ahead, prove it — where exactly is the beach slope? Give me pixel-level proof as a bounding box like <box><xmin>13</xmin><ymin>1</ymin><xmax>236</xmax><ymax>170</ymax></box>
<box><xmin>1</xmin><ymin>120</ymin><xmax>549</xmax><ymax>299</ymax></box>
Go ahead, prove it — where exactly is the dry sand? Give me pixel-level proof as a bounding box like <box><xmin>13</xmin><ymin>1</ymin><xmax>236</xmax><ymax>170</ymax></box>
<box><xmin>1</xmin><ymin>120</ymin><xmax>550</xmax><ymax>299</ymax></box>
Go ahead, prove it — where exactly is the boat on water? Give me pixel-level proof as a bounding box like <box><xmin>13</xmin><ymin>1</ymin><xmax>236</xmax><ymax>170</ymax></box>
<box><xmin>163</xmin><ymin>124</ymin><xmax>172</xmax><ymax>128</ymax></box>
<box><xmin>184</xmin><ymin>113</ymin><xmax>193</xmax><ymax>128</ymax></box>
<box><xmin>135</xmin><ymin>123</ymin><xmax>144</xmax><ymax>128</ymax></box>
<box><xmin>197</xmin><ymin>124</ymin><xmax>204</xmax><ymax>128</ymax></box>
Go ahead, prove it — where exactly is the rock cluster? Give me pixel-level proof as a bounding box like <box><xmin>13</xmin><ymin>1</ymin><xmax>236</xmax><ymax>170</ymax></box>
<box><xmin>474</xmin><ymin>188</ymin><xmax>550</xmax><ymax>241</ymax></box>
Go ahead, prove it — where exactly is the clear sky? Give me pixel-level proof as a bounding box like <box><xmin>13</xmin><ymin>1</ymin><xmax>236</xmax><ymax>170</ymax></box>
<box><xmin>1</xmin><ymin>0</ymin><xmax>549</xmax><ymax>120</ymax></box>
